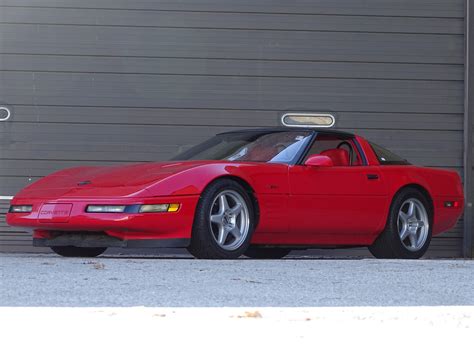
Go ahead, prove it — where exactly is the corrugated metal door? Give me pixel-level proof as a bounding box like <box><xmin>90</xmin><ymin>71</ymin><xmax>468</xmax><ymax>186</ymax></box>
<box><xmin>0</xmin><ymin>0</ymin><xmax>466</xmax><ymax>255</ymax></box>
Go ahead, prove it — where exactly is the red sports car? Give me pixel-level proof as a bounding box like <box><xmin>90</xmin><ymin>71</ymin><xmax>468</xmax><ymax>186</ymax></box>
<box><xmin>7</xmin><ymin>128</ymin><xmax>464</xmax><ymax>259</ymax></box>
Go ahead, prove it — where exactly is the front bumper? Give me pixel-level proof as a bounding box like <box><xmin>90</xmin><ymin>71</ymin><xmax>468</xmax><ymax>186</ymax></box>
<box><xmin>7</xmin><ymin>195</ymin><xmax>199</xmax><ymax>243</ymax></box>
<box><xmin>33</xmin><ymin>233</ymin><xmax>190</xmax><ymax>248</ymax></box>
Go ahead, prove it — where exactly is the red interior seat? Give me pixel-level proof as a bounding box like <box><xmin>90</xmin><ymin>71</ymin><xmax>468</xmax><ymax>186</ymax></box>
<box><xmin>320</xmin><ymin>148</ymin><xmax>350</xmax><ymax>166</ymax></box>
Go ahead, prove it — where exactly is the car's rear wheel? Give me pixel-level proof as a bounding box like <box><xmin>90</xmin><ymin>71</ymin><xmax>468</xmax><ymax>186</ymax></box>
<box><xmin>244</xmin><ymin>247</ymin><xmax>291</xmax><ymax>259</ymax></box>
<box><xmin>50</xmin><ymin>246</ymin><xmax>107</xmax><ymax>257</ymax></box>
<box><xmin>369</xmin><ymin>187</ymin><xmax>432</xmax><ymax>259</ymax></box>
<box><xmin>187</xmin><ymin>179</ymin><xmax>255</xmax><ymax>259</ymax></box>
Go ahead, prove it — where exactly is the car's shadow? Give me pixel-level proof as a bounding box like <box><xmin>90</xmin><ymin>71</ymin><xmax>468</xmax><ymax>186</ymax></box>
<box><xmin>100</xmin><ymin>247</ymin><xmax>370</xmax><ymax>260</ymax></box>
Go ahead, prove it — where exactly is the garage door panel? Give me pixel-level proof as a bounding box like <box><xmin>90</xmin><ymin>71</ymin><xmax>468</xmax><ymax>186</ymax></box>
<box><xmin>0</xmin><ymin>7</ymin><xmax>463</xmax><ymax>35</ymax></box>
<box><xmin>0</xmin><ymin>24</ymin><xmax>463</xmax><ymax>64</ymax></box>
<box><xmin>338</xmin><ymin>113</ymin><xmax>464</xmax><ymax>130</ymax></box>
<box><xmin>0</xmin><ymin>72</ymin><xmax>463</xmax><ymax>113</ymax></box>
<box><xmin>1</xmin><ymin>122</ymin><xmax>464</xmax><ymax>142</ymax></box>
<box><xmin>0</xmin><ymin>54</ymin><xmax>464</xmax><ymax>81</ymax></box>
<box><xmin>0</xmin><ymin>122</ymin><xmax>229</xmax><ymax>144</ymax></box>
<box><xmin>0</xmin><ymin>159</ymin><xmax>129</xmax><ymax>177</ymax></box>
<box><xmin>7</xmin><ymin>106</ymin><xmax>464</xmax><ymax>131</ymax></box>
<box><xmin>7</xmin><ymin>106</ymin><xmax>280</xmax><ymax>127</ymax></box>
<box><xmin>0</xmin><ymin>177</ymin><xmax>36</xmax><ymax>196</ymax></box>
<box><xmin>0</xmin><ymin>0</ymin><xmax>464</xmax><ymax>18</ymax></box>
<box><xmin>359</xmin><ymin>129</ymin><xmax>463</xmax><ymax>167</ymax></box>
<box><xmin>0</xmin><ymin>148</ymin><xmax>175</xmax><ymax>164</ymax></box>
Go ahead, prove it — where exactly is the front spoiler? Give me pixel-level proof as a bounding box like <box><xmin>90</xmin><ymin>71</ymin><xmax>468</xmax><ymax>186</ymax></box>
<box><xmin>33</xmin><ymin>234</ymin><xmax>190</xmax><ymax>248</ymax></box>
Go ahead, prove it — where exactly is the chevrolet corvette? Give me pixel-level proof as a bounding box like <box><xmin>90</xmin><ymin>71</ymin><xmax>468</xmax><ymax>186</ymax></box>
<box><xmin>7</xmin><ymin>128</ymin><xmax>464</xmax><ymax>259</ymax></box>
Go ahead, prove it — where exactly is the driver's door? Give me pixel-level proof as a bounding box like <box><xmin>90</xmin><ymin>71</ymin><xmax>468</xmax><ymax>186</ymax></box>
<box><xmin>288</xmin><ymin>137</ymin><xmax>388</xmax><ymax>244</ymax></box>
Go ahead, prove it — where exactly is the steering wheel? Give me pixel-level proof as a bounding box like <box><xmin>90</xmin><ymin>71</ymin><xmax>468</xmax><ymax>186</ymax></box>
<box><xmin>273</xmin><ymin>142</ymin><xmax>289</xmax><ymax>153</ymax></box>
<box><xmin>337</xmin><ymin>141</ymin><xmax>354</xmax><ymax>166</ymax></box>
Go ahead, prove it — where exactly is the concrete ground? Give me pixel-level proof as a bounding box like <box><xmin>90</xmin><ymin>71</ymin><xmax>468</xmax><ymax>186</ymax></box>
<box><xmin>1</xmin><ymin>306</ymin><xmax>472</xmax><ymax>355</ymax></box>
<box><xmin>1</xmin><ymin>254</ymin><xmax>473</xmax><ymax>354</ymax></box>
<box><xmin>1</xmin><ymin>253</ymin><xmax>473</xmax><ymax>307</ymax></box>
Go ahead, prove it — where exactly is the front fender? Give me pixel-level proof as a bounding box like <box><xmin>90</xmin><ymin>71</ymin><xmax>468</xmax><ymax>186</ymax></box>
<box><xmin>144</xmin><ymin>162</ymin><xmax>290</xmax><ymax>197</ymax></box>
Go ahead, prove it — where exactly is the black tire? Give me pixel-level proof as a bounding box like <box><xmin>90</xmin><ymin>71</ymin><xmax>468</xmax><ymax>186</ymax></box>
<box><xmin>244</xmin><ymin>247</ymin><xmax>291</xmax><ymax>259</ymax></box>
<box><xmin>369</xmin><ymin>187</ymin><xmax>432</xmax><ymax>259</ymax></box>
<box><xmin>187</xmin><ymin>178</ymin><xmax>256</xmax><ymax>259</ymax></box>
<box><xmin>51</xmin><ymin>246</ymin><xmax>107</xmax><ymax>257</ymax></box>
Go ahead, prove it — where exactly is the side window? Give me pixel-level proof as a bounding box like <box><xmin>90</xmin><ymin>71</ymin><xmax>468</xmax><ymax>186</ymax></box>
<box><xmin>304</xmin><ymin>135</ymin><xmax>362</xmax><ymax>166</ymax></box>
<box><xmin>369</xmin><ymin>142</ymin><xmax>410</xmax><ymax>165</ymax></box>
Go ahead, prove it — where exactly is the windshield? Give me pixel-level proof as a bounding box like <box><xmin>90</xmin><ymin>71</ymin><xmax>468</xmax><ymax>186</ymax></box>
<box><xmin>172</xmin><ymin>131</ymin><xmax>312</xmax><ymax>163</ymax></box>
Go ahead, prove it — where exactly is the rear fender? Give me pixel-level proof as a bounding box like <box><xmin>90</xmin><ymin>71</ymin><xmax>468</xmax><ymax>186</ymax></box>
<box><xmin>380</xmin><ymin>166</ymin><xmax>464</xmax><ymax>236</ymax></box>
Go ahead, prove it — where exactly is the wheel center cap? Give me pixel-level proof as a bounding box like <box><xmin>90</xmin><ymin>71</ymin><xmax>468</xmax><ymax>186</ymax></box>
<box><xmin>407</xmin><ymin>217</ymin><xmax>418</xmax><ymax>227</ymax></box>
<box><xmin>223</xmin><ymin>213</ymin><xmax>234</xmax><ymax>227</ymax></box>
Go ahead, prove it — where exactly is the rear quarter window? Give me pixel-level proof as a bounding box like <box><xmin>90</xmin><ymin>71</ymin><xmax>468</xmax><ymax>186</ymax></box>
<box><xmin>369</xmin><ymin>142</ymin><xmax>410</xmax><ymax>165</ymax></box>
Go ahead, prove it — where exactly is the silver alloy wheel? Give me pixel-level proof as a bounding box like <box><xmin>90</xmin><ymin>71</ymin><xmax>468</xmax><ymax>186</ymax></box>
<box><xmin>397</xmin><ymin>198</ymin><xmax>429</xmax><ymax>252</ymax></box>
<box><xmin>209</xmin><ymin>190</ymin><xmax>250</xmax><ymax>251</ymax></box>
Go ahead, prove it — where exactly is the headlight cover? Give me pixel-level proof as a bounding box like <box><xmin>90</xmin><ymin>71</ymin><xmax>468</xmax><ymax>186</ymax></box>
<box><xmin>9</xmin><ymin>205</ymin><xmax>33</xmax><ymax>213</ymax></box>
<box><xmin>86</xmin><ymin>205</ymin><xmax>126</xmax><ymax>213</ymax></box>
<box><xmin>85</xmin><ymin>204</ymin><xmax>180</xmax><ymax>213</ymax></box>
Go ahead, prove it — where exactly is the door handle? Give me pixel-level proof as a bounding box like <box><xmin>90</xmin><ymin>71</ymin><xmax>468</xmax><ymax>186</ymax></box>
<box><xmin>367</xmin><ymin>174</ymin><xmax>379</xmax><ymax>180</ymax></box>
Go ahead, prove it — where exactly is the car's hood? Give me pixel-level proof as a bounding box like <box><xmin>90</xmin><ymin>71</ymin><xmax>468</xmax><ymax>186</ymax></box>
<box><xmin>68</xmin><ymin>161</ymin><xmax>206</xmax><ymax>187</ymax></box>
<box><xmin>14</xmin><ymin>161</ymin><xmax>213</xmax><ymax>199</ymax></box>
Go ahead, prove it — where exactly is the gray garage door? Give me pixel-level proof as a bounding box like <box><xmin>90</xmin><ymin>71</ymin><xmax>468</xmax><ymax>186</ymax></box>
<box><xmin>0</xmin><ymin>0</ymin><xmax>466</xmax><ymax>256</ymax></box>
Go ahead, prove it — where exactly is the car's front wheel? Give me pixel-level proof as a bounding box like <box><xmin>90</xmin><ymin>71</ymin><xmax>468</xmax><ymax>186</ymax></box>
<box><xmin>369</xmin><ymin>188</ymin><xmax>432</xmax><ymax>259</ymax></box>
<box><xmin>188</xmin><ymin>179</ymin><xmax>255</xmax><ymax>259</ymax></box>
<box><xmin>51</xmin><ymin>246</ymin><xmax>107</xmax><ymax>257</ymax></box>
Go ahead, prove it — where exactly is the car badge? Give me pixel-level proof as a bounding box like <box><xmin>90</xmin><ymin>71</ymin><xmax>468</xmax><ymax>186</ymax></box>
<box><xmin>77</xmin><ymin>180</ymin><xmax>92</xmax><ymax>186</ymax></box>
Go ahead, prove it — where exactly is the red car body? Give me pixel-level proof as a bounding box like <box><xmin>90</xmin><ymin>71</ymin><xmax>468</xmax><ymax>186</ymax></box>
<box><xmin>7</xmin><ymin>130</ymin><xmax>464</xmax><ymax>250</ymax></box>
